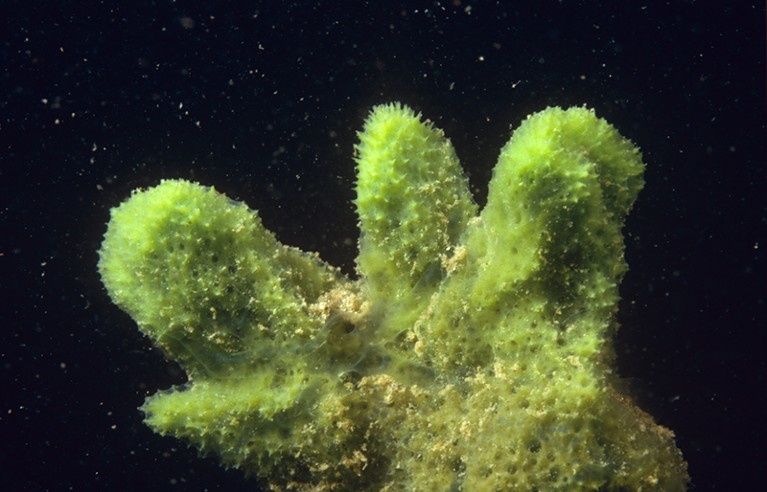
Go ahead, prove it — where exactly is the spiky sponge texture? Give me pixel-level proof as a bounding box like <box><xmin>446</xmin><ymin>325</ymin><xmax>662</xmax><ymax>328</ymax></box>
<box><xmin>99</xmin><ymin>104</ymin><xmax>688</xmax><ymax>491</ymax></box>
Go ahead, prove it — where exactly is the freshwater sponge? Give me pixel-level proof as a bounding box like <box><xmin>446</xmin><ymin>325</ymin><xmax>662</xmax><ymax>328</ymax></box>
<box><xmin>98</xmin><ymin>104</ymin><xmax>688</xmax><ymax>490</ymax></box>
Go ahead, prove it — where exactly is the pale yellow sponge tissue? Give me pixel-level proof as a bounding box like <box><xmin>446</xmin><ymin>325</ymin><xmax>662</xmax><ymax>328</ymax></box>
<box><xmin>98</xmin><ymin>102</ymin><xmax>688</xmax><ymax>490</ymax></box>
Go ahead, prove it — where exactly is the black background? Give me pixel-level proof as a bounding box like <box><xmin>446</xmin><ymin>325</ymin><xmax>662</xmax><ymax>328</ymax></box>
<box><xmin>2</xmin><ymin>1</ymin><xmax>764</xmax><ymax>490</ymax></box>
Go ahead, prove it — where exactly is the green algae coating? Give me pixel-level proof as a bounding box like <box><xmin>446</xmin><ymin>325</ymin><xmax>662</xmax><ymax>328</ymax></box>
<box><xmin>98</xmin><ymin>104</ymin><xmax>688</xmax><ymax>491</ymax></box>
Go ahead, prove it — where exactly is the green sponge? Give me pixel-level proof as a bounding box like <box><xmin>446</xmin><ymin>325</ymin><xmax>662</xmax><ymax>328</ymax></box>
<box><xmin>99</xmin><ymin>103</ymin><xmax>688</xmax><ymax>490</ymax></box>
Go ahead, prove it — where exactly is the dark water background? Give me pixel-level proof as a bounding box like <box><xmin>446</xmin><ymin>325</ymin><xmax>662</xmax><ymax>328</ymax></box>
<box><xmin>2</xmin><ymin>1</ymin><xmax>764</xmax><ymax>490</ymax></box>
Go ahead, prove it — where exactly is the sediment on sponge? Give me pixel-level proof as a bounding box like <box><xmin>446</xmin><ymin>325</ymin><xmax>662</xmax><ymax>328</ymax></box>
<box><xmin>98</xmin><ymin>103</ymin><xmax>688</xmax><ymax>491</ymax></box>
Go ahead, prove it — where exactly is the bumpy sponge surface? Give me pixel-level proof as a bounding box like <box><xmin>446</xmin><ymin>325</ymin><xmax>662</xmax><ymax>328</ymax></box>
<box><xmin>99</xmin><ymin>104</ymin><xmax>688</xmax><ymax>491</ymax></box>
